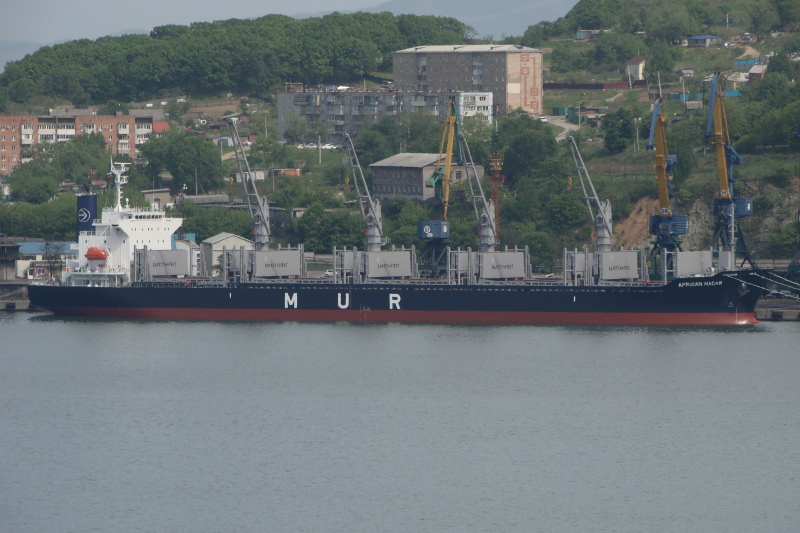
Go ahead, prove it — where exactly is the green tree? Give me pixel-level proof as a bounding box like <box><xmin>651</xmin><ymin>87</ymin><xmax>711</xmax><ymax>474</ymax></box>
<box><xmin>644</xmin><ymin>4</ymin><xmax>699</xmax><ymax>42</ymax></box>
<box><xmin>491</xmin><ymin>113</ymin><xmax>556</xmax><ymax>185</ymax></box>
<box><xmin>593</xmin><ymin>33</ymin><xmax>648</xmax><ymax>71</ymax></box>
<box><xmin>167</xmin><ymin>134</ymin><xmax>226</xmax><ymax>193</ymax></box>
<box><xmin>567</xmin><ymin>0</ymin><xmax>624</xmax><ymax>30</ymax></box>
<box><xmin>746</xmin><ymin>0</ymin><xmax>779</xmax><ymax>37</ymax></box>
<box><xmin>0</xmin><ymin>86</ymin><xmax>10</xmax><ymax>112</ymax></box>
<box><xmin>645</xmin><ymin>39</ymin><xmax>680</xmax><ymax>81</ymax></box>
<box><xmin>298</xmin><ymin>202</ymin><xmax>362</xmax><ymax>252</ymax></box>
<box><xmin>173</xmin><ymin>201</ymin><xmax>253</xmax><ymax>242</ymax></box>
<box><xmin>603</xmin><ymin>108</ymin><xmax>634</xmax><ymax>153</ymax></box>
<box><xmin>283</xmin><ymin>115</ymin><xmax>313</xmax><ymax>145</ymax></box>
<box><xmin>140</xmin><ymin>131</ymin><xmax>225</xmax><ymax>193</ymax></box>
<box><xmin>9</xmin><ymin>78</ymin><xmax>35</xmax><ymax>103</ymax></box>
<box><xmin>54</xmin><ymin>133</ymin><xmax>111</xmax><ymax>185</ymax></box>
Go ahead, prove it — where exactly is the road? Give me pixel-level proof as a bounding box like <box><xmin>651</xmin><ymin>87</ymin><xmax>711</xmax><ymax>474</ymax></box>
<box><xmin>545</xmin><ymin>115</ymin><xmax>580</xmax><ymax>141</ymax></box>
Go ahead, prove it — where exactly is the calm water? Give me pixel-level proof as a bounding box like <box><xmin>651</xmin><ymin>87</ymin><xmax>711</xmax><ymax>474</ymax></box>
<box><xmin>1</xmin><ymin>312</ymin><xmax>799</xmax><ymax>532</ymax></box>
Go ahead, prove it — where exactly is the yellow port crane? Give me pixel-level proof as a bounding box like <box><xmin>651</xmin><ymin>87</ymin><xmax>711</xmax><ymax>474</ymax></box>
<box><xmin>705</xmin><ymin>72</ymin><xmax>756</xmax><ymax>269</ymax></box>
<box><xmin>422</xmin><ymin>97</ymin><xmax>497</xmax><ymax>252</ymax></box>
<box><xmin>645</xmin><ymin>99</ymin><xmax>688</xmax><ymax>280</ymax></box>
<box><xmin>426</xmin><ymin>99</ymin><xmax>459</xmax><ymax>221</ymax></box>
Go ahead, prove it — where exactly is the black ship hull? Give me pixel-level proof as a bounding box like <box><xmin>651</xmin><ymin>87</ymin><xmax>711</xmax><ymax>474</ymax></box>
<box><xmin>28</xmin><ymin>271</ymin><xmax>762</xmax><ymax>326</ymax></box>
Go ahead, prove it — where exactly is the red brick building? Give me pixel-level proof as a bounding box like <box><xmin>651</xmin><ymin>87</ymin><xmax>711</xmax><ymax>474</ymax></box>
<box><xmin>0</xmin><ymin>108</ymin><xmax>168</xmax><ymax>176</ymax></box>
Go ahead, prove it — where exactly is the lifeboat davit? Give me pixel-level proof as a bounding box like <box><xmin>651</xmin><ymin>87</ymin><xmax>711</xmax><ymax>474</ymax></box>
<box><xmin>85</xmin><ymin>247</ymin><xmax>108</xmax><ymax>261</ymax></box>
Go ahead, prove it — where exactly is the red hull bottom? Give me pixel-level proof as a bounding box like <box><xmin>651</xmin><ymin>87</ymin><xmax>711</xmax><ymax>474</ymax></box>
<box><xmin>43</xmin><ymin>307</ymin><xmax>759</xmax><ymax>326</ymax></box>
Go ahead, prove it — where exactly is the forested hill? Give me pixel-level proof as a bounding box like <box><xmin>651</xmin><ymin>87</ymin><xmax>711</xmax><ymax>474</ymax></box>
<box><xmin>520</xmin><ymin>0</ymin><xmax>798</xmax><ymax>46</ymax></box>
<box><xmin>0</xmin><ymin>13</ymin><xmax>472</xmax><ymax>107</ymax></box>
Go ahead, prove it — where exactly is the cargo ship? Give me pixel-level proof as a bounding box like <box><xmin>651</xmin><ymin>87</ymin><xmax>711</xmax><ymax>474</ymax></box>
<box><xmin>28</xmin><ymin>271</ymin><xmax>763</xmax><ymax>326</ymax></box>
<box><xmin>27</xmin><ymin>150</ymin><xmax>766</xmax><ymax>326</ymax></box>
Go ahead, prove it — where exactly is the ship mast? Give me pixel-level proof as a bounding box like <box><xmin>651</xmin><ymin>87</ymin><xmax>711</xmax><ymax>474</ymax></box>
<box><xmin>110</xmin><ymin>159</ymin><xmax>129</xmax><ymax>212</ymax></box>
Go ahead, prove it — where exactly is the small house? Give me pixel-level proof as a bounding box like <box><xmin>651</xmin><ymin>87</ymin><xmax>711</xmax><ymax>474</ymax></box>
<box><xmin>625</xmin><ymin>55</ymin><xmax>646</xmax><ymax>81</ymax></box>
<box><xmin>748</xmin><ymin>64</ymin><xmax>768</xmax><ymax>81</ymax></box>
<box><xmin>200</xmin><ymin>232</ymin><xmax>254</xmax><ymax>277</ymax></box>
<box><xmin>686</xmin><ymin>35</ymin><xmax>721</xmax><ymax>48</ymax></box>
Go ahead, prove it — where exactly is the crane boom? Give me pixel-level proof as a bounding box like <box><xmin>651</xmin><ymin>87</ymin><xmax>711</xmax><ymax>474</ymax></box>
<box><xmin>646</xmin><ymin>99</ymin><xmax>676</xmax><ymax>218</ymax></box>
<box><xmin>227</xmin><ymin>117</ymin><xmax>270</xmax><ymax>250</ymax></box>
<box><xmin>426</xmin><ymin>99</ymin><xmax>461</xmax><ymax>221</ymax></box>
<box><xmin>705</xmin><ymin>73</ymin><xmax>739</xmax><ymax>201</ymax></box>
<box><xmin>343</xmin><ymin>133</ymin><xmax>385</xmax><ymax>252</ymax></box>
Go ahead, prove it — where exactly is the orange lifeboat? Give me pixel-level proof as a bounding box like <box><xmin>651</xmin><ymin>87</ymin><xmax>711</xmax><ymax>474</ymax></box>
<box><xmin>85</xmin><ymin>247</ymin><xmax>107</xmax><ymax>261</ymax></box>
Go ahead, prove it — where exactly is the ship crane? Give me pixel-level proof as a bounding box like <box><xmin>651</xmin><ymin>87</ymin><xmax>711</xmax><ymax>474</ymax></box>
<box><xmin>488</xmin><ymin>154</ymin><xmax>505</xmax><ymax>242</ymax></box>
<box><xmin>705</xmin><ymin>72</ymin><xmax>756</xmax><ymax>269</ymax></box>
<box><xmin>227</xmin><ymin>117</ymin><xmax>271</xmax><ymax>251</ymax></box>
<box><xmin>343</xmin><ymin>133</ymin><xmax>385</xmax><ymax>252</ymax></box>
<box><xmin>645</xmin><ymin>99</ymin><xmax>688</xmax><ymax>277</ymax></box>
<box><xmin>566</xmin><ymin>135</ymin><xmax>612</xmax><ymax>252</ymax></box>
<box><xmin>424</xmin><ymin>98</ymin><xmax>498</xmax><ymax>252</ymax></box>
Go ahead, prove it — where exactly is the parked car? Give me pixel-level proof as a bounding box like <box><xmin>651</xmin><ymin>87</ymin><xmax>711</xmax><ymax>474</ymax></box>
<box><xmin>324</xmin><ymin>269</ymin><xmax>334</xmax><ymax>277</ymax></box>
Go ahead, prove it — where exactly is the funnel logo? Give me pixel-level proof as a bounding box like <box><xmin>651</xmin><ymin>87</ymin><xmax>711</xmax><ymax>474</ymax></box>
<box><xmin>78</xmin><ymin>207</ymin><xmax>91</xmax><ymax>223</ymax></box>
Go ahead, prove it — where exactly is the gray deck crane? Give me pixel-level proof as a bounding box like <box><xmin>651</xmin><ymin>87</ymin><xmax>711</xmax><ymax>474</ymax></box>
<box><xmin>566</xmin><ymin>135</ymin><xmax>612</xmax><ymax>252</ymax></box>
<box><xmin>343</xmin><ymin>133</ymin><xmax>385</xmax><ymax>252</ymax></box>
<box><xmin>227</xmin><ymin>117</ymin><xmax>271</xmax><ymax>251</ymax></box>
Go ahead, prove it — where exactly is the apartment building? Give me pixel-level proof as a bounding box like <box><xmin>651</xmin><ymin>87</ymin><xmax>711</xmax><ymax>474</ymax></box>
<box><xmin>392</xmin><ymin>45</ymin><xmax>544</xmax><ymax>115</ymax></box>
<box><xmin>277</xmin><ymin>89</ymin><xmax>492</xmax><ymax>144</ymax></box>
<box><xmin>0</xmin><ymin>108</ymin><xmax>168</xmax><ymax>176</ymax></box>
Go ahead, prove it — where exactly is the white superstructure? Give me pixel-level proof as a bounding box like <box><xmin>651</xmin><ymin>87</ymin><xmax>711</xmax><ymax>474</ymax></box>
<box><xmin>64</xmin><ymin>161</ymin><xmax>183</xmax><ymax>286</ymax></box>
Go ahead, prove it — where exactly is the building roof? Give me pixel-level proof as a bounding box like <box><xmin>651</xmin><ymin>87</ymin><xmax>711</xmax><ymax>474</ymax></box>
<box><xmin>202</xmin><ymin>232</ymin><xmax>253</xmax><ymax>245</ymax></box>
<box><xmin>395</xmin><ymin>45</ymin><xmax>542</xmax><ymax>54</ymax></box>
<box><xmin>688</xmin><ymin>35</ymin><xmax>720</xmax><ymax>40</ymax></box>
<box><xmin>17</xmin><ymin>241</ymin><xmax>76</xmax><ymax>256</ymax></box>
<box><xmin>370</xmin><ymin>153</ymin><xmax>442</xmax><ymax>168</ymax></box>
<box><xmin>626</xmin><ymin>55</ymin><xmax>646</xmax><ymax>64</ymax></box>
